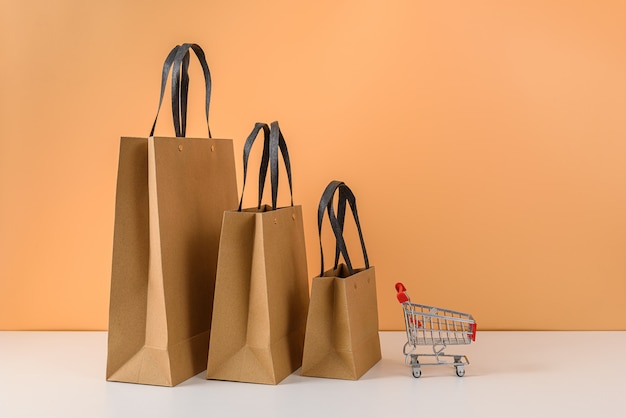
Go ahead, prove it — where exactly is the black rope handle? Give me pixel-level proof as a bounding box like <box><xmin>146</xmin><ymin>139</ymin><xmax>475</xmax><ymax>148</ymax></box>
<box><xmin>238</xmin><ymin>121</ymin><xmax>294</xmax><ymax>211</ymax></box>
<box><xmin>239</xmin><ymin>122</ymin><xmax>270</xmax><ymax>211</ymax></box>
<box><xmin>333</xmin><ymin>185</ymin><xmax>352</xmax><ymax>268</ymax></box>
<box><xmin>148</xmin><ymin>43</ymin><xmax>213</xmax><ymax>138</ymax></box>
<box><xmin>171</xmin><ymin>43</ymin><xmax>212</xmax><ymax>138</ymax></box>
<box><xmin>317</xmin><ymin>181</ymin><xmax>369</xmax><ymax>277</ymax></box>
<box><xmin>269</xmin><ymin>121</ymin><xmax>294</xmax><ymax>210</ymax></box>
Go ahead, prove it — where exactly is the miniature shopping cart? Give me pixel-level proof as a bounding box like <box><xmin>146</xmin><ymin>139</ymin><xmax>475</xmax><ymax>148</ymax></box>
<box><xmin>395</xmin><ymin>282</ymin><xmax>477</xmax><ymax>378</ymax></box>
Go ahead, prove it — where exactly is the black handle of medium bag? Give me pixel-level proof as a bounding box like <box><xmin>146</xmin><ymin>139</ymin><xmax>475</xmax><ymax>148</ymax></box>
<box><xmin>317</xmin><ymin>181</ymin><xmax>369</xmax><ymax>277</ymax></box>
<box><xmin>238</xmin><ymin>121</ymin><xmax>294</xmax><ymax>211</ymax></box>
<box><xmin>148</xmin><ymin>43</ymin><xmax>212</xmax><ymax>138</ymax></box>
<box><xmin>239</xmin><ymin>122</ymin><xmax>270</xmax><ymax>211</ymax></box>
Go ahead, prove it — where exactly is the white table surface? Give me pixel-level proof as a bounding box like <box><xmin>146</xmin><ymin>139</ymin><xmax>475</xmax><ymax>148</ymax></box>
<box><xmin>0</xmin><ymin>331</ymin><xmax>624</xmax><ymax>418</ymax></box>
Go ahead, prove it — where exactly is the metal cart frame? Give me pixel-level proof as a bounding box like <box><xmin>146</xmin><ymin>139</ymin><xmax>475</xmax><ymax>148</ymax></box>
<box><xmin>396</xmin><ymin>282</ymin><xmax>477</xmax><ymax>378</ymax></box>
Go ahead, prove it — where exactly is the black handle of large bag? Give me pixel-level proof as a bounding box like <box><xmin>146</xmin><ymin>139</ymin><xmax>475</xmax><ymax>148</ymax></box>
<box><xmin>149</xmin><ymin>43</ymin><xmax>213</xmax><ymax>138</ymax></box>
<box><xmin>238</xmin><ymin>121</ymin><xmax>294</xmax><ymax>211</ymax></box>
<box><xmin>317</xmin><ymin>181</ymin><xmax>369</xmax><ymax>277</ymax></box>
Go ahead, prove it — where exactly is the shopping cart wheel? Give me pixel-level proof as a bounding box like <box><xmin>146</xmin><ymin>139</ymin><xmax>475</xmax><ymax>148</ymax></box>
<box><xmin>455</xmin><ymin>366</ymin><xmax>465</xmax><ymax>377</ymax></box>
<box><xmin>412</xmin><ymin>366</ymin><xmax>421</xmax><ymax>378</ymax></box>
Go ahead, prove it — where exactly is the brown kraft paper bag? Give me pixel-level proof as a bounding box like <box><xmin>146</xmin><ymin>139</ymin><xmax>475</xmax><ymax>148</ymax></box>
<box><xmin>206</xmin><ymin>121</ymin><xmax>310</xmax><ymax>385</ymax></box>
<box><xmin>301</xmin><ymin>181</ymin><xmax>381</xmax><ymax>380</ymax></box>
<box><xmin>106</xmin><ymin>44</ymin><xmax>238</xmax><ymax>386</ymax></box>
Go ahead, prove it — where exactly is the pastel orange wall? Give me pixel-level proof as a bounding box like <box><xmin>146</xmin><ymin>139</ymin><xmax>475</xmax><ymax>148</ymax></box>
<box><xmin>1</xmin><ymin>1</ymin><xmax>625</xmax><ymax>330</ymax></box>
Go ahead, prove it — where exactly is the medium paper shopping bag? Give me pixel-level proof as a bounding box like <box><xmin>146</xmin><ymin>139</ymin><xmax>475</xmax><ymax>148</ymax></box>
<box><xmin>301</xmin><ymin>181</ymin><xmax>381</xmax><ymax>380</ymax></box>
<box><xmin>206</xmin><ymin>121</ymin><xmax>309</xmax><ymax>385</ymax></box>
<box><xmin>106</xmin><ymin>44</ymin><xmax>238</xmax><ymax>387</ymax></box>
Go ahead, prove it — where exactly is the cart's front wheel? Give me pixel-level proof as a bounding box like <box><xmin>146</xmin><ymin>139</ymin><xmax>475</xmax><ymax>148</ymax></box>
<box><xmin>455</xmin><ymin>366</ymin><xmax>465</xmax><ymax>377</ymax></box>
<box><xmin>412</xmin><ymin>367</ymin><xmax>422</xmax><ymax>378</ymax></box>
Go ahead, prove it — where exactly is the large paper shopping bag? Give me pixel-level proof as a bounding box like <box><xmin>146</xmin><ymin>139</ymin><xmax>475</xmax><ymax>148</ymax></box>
<box><xmin>206</xmin><ymin>121</ymin><xmax>309</xmax><ymax>385</ymax></box>
<box><xmin>106</xmin><ymin>44</ymin><xmax>238</xmax><ymax>387</ymax></box>
<box><xmin>301</xmin><ymin>181</ymin><xmax>381</xmax><ymax>380</ymax></box>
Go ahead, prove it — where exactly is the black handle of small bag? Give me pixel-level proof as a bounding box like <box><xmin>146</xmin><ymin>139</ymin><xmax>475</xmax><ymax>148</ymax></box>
<box><xmin>333</xmin><ymin>185</ymin><xmax>353</xmax><ymax>268</ymax></box>
<box><xmin>238</xmin><ymin>121</ymin><xmax>294</xmax><ymax>211</ymax></box>
<box><xmin>317</xmin><ymin>181</ymin><xmax>369</xmax><ymax>277</ymax></box>
<box><xmin>332</xmin><ymin>184</ymin><xmax>369</xmax><ymax>273</ymax></box>
<box><xmin>148</xmin><ymin>43</ymin><xmax>212</xmax><ymax>138</ymax></box>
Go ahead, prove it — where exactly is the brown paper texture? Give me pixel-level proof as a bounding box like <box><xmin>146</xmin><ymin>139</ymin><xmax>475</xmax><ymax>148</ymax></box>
<box><xmin>301</xmin><ymin>264</ymin><xmax>382</xmax><ymax>380</ymax></box>
<box><xmin>206</xmin><ymin>205</ymin><xmax>310</xmax><ymax>385</ymax></box>
<box><xmin>106</xmin><ymin>136</ymin><xmax>238</xmax><ymax>386</ymax></box>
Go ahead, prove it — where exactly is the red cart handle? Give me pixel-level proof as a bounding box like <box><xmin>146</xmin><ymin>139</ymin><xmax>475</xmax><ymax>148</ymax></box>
<box><xmin>395</xmin><ymin>282</ymin><xmax>409</xmax><ymax>303</ymax></box>
<box><xmin>470</xmin><ymin>322</ymin><xmax>477</xmax><ymax>341</ymax></box>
